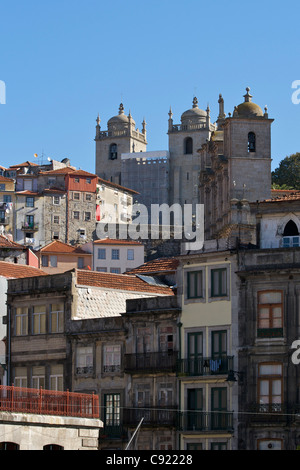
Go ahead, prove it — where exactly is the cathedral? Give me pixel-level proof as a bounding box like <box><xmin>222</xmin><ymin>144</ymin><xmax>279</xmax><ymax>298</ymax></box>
<box><xmin>94</xmin><ymin>87</ymin><xmax>273</xmax><ymax>239</ymax></box>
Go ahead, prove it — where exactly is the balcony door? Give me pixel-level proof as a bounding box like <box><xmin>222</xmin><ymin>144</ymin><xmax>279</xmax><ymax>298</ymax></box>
<box><xmin>187</xmin><ymin>388</ymin><xmax>203</xmax><ymax>430</ymax></box>
<box><xmin>187</xmin><ymin>332</ymin><xmax>203</xmax><ymax>375</ymax></box>
<box><xmin>211</xmin><ymin>388</ymin><xmax>228</xmax><ymax>430</ymax></box>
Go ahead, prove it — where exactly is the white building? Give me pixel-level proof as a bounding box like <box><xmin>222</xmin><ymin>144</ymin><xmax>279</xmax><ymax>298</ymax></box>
<box><xmin>92</xmin><ymin>238</ymin><xmax>144</xmax><ymax>273</ymax></box>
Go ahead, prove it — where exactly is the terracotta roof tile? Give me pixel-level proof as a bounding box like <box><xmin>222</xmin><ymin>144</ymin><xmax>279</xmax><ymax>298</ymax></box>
<box><xmin>262</xmin><ymin>192</ymin><xmax>300</xmax><ymax>203</ymax></box>
<box><xmin>39</xmin><ymin>240</ymin><xmax>91</xmax><ymax>255</ymax></box>
<box><xmin>0</xmin><ymin>176</ymin><xmax>14</xmax><ymax>183</ymax></box>
<box><xmin>94</xmin><ymin>238</ymin><xmax>142</xmax><ymax>246</ymax></box>
<box><xmin>39</xmin><ymin>167</ymin><xmax>97</xmax><ymax>177</ymax></box>
<box><xmin>76</xmin><ymin>269</ymin><xmax>174</xmax><ymax>295</ymax></box>
<box><xmin>9</xmin><ymin>161</ymin><xmax>39</xmax><ymax>168</ymax></box>
<box><xmin>0</xmin><ymin>235</ymin><xmax>26</xmax><ymax>250</ymax></box>
<box><xmin>0</xmin><ymin>261</ymin><xmax>47</xmax><ymax>279</ymax></box>
<box><xmin>126</xmin><ymin>257</ymin><xmax>179</xmax><ymax>275</ymax></box>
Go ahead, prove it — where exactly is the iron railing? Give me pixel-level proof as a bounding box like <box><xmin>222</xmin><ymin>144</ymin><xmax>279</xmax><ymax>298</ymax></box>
<box><xmin>123</xmin><ymin>406</ymin><xmax>178</xmax><ymax>427</ymax></box>
<box><xmin>124</xmin><ymin>351</ymin><xmax>178</xmax><ymax>373</ymax></box>
<box><xmin>178</xmin><ymin>411</ymin><xmax>233</xmax><ymax>432</ymax></box>
<box><xmin>0</xmin><ymin>385</ymin><xmax>99</xmax><ymax>419</ymax></box>
<box><xmin>176</xmin><ymin>356</ymin><xmax>234</xmax><ymax>376</ymax></box>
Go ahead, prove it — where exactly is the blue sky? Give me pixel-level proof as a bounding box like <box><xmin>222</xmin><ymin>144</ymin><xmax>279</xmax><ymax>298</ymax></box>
<box><xmin>0</xmin><ymin>0</ymin><xmax>300</xmax><ymax>173</ymax></box>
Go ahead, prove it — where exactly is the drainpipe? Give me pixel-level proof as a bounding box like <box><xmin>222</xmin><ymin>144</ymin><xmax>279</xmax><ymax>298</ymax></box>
<box><xmin>177</xmin><ymin>321</ymin><xmax>182</xmax><ymax>450</ymax></box>
<box><xmin>7</xmin><ymin>305</ymin><xmax>11</xmax><ymax>385</ymax></box>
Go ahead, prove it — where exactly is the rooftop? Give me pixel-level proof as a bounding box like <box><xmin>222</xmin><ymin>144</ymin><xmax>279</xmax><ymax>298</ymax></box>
<box><xmin>94</xmin><ymin>238</ymin><xmax>142</xmax><ymax>246</ymax></box>
<box><xmin>97</xmin><ymin>177</ymin><xmax>139</xmax><ymax>194</ymax></box>
<box><xmin>127</xmin><ymin>257</ymin><xmax>179</xmax><ymax>275</ymax></box>
<box><xmin>39</xmin><ymin>240</ymin><xmax>91</xmax><ymax>255</ymax></box>
<box><xmin>0</xmin><ymin>235</ymin><xmax>26</xmax><ymax>251</ymax></box>
<box><xmin>76</xmin><ymin>269</ymin><xmax>174</xmax><ymax>296</ymax></box>
<box><xmin>0</xmin><ymin>261</ymin><xmax>47</xmax><ymax>279</ymax></box>
<box><xmin>39</xmin><ymin>167</ymin><xmax>97</xmax><ymax>178</ymax></box>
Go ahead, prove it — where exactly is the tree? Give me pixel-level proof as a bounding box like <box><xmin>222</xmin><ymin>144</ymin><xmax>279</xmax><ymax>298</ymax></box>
<box><xmin>271</xmin><ymin>153</ymin><xmax>300</xmax><ymax>190</ymax></box>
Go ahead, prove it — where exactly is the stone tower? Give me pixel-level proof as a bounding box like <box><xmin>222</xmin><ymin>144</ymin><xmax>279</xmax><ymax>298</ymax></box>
<box><xmin>168</xmin><ymin>97</ymin><xmax>216</xmax><ymax>214</ymax></box>
<box><xmin>95</xmin><ymin>103</ymin><xmax>147</xmax><ymax>185</ymax></box>
<box><xmin>199</xmin><ymin>87</ymin><xmax>273</xmax><ymax>241</ymax></box>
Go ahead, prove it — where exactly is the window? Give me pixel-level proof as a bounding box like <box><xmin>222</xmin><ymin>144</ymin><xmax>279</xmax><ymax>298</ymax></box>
<box><xmin>50</xmin><ymin>255</ymin><xmax>57</xmax><ymax>267</ymax></box>
<box><xmin>25</xmin><ymin>215</ymin><xmax>34</xmax><ymax>229</ymax></box>
<box><xmin>112</xmin><ymin>249</ymin><xmax>119</xmax><ymax>260</ymax></box>
<box><xmin>0</xmin><ymin>210</ymin><xmax>5</xmax><ymax>224</ymax></box>
<box><xmin>187</xmin><ymin>332</ymin><xmax>203</xmax><ymax>375</ymax></box>
<box><xmin>74</xmin><ymin>177</ymin><xmax>80</xmax><ymax>183</ymax></box>
<box><xmin>25</xmin><ymin>197</ymin><xmax>34</xmax><ymax>207</ymax></box>
<box><xmin>211</xmin><ymin>268</ymin><xmax>227</xmax><ymax>297</ymax></box>
<box><xmin>52</xmin><ymin>232</ymin><xmax>59</xmax><ymax>240</ymax></box>
<box><xmin>50</xmin><ymin>303</ymin><xmax>64</xmax><ymax>333</ymax></box>
<box><xmin>24</xmin><ymin>179</ymin><xmax>33</xmax><ymax>191</ymax></box>
<box><xmin>109</xmin><ymin>143</ymin><xmax>118</xmax><ymax>160</ymax></box>
<box><xmin>73</xmin><ymin>192</ymin><xmax>80</xmax><ymax>200</ymax></box>
<box><xmin>0</xmin><ymin>184</ymin><xmax>5</xmax><ymax>191</ymax></box>
<box><xmin>53</xmin><ymin>215</ymin><xmax>59</xmax><ymax>224</ymax></box>
<box><xmin>14</xmin><ymin>367</ymin><xmax>27</xmax><ymax>388</ymax></box>
<box><xmin>84</xmin><ymin>212</ymin><xmax>91</xmax><ymax>221</ymax></box>
<box><xmin>248</xmin><ymin>132</ymin><xmax>256</xmax><ymax>152</ymax></box>
<box><xmin>104</xmin><ymin>393</ymin><xmax>121</xmax><ymax>427</ymax></box>
<box><xmin>98</xmin><ymin>248</ymin><xmax>106</xmax><ymax>259</ymax></box>
<box><xmin>76</xmin><ymin>346</ymin><xmax>93</xmax><ymax>375</ymax></box>
<box><xmin>77</xmin><ymin>257</ymin><xmax>84</xmax><ymax>269</ymax></box>
<box><xmin>282</xmin><ymin>220</ymin><xmax>299</xmax><ymax>247</ymax></box>
<box><xmin>32</xmin><ymin>366</ymin><xmax>45</xmax><ymax>389</ymax></box>
<box><xmin>110</xmin><ymin>267</ymin><xmax>121</xmax><ymax>274</ymax></box>
<box><xmin>187</xmin><ymin>271</ymin><xmax>203</xmax><ymax>299</ymax></box>
<box><xmin>48</xmin><ymin>177</ymin><xmax>56</xmax><ymax>186</ymax></box>
<box><xmin>96</xmin><ymin>267</ymin><xmax>107</xmax><ymax>272</ymax></box>
<box><xmin>258</xmin><ymin>363</ymin><xmax>283</xmax><ymax>412</ymax></box>
<box><xmin>187</xmin><ymin>388</ymin><xmax>203</xmax><ymax>430</ymax></box>
<box><xmin>211</xmin><ymin>387</ymin><xmax>228</xmax><ymax>430</ymax></box>
<box><xmin>43</xmin><ymin>444</ymin><xmax>64</xmax><ymax>451</ymax></box>
<box><xmin>159</xmin><ymin>327</ymin><xmax>174</xmax><ymax>352</ymax></box>
<box><xmin>86</xmin><ymin>178</ymin><xmax>91</xmax><ymax>184</ymax></box>
<box><xmin>41</xmin><ymin>255</ymin><xmax>49</xmax><ymax>267</ymax></box>
<box><xmin>53</xmin><ymin>196</ymin><xmax>60</xmax><ymax>205</ymax></box>
<box><xmin>158</xmin><ymin>382</ymin><xmax>173</xmax><ymax>406</ymax></box>
<box><xmin>15</xmin><ymin>307</ymin><xmax>28</xmax><ymax>336</ymax></box>
<box><xmin>184</xmin><ymin>137</ymin><xmax>193</xmax><ymax>154</ymax></box>
<box><xmin>50</xmin><ymin>364</ymin><xmax>63</xmax><ymax>391</ymax></box>
<box><xmin>73</xmin><ymin>211</ymin><xmax>80</xmax><ymax>220</ymax></box>
<box><xmin>127</xmin><ymin>249</ymin><xmax>134</xmax><ymax>260</ymax></box>
<box><xmin>86</xmin><ymin>193</ymin><xmax>92</xmax><ymax>201</ymax></box>
<box><xmin>0</xmin><ymin>442</ymin><xmax>20</xmax><ymax>450</ymax></box>
<box><xmin>32</xmin><ymin>305</ymin><xmax>46</xmax><ymax>334</ymax></box>
<box><xmin>3</xmin><ymin>195</ymin><xmax>11</xmax><ymax>203</ymax></box>
<box><xmin>103</xmin><ymin>345</ymin><xmax>121</xmax><ymax>373</ymax></box>
<box><xmin>257</xmin><ymin>291</ymin><xmax>283</xmax><ymax>338</ymax></box>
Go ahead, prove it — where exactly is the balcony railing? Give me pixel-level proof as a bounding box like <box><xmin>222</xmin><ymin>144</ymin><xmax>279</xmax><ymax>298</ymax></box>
<box><xmin>123</xmin><ymin>406</ymin><xmax>178</xmax><ymax>427</ymax></box>
<box><xmin>177</xmin><ymin>356</ymin><xmax>234</xmax><ymax>376</ymax></box>
<box><xmin>21</xmin><ymin>223</ymin><xmax>39</xmax><ymax>232</ymax></box>
<box><xmin>124</xmin><ymin>351</ymin><xmax>178</xmax><ymax>373</ymax></box>
<box><xmin>0</xmin><ymin>385</ymin><xmax>99</xmax><ymax>419</ymax></box>
<box><xmin>247</xmin><ymin>403</ymin><xmax>289</xmax><ymax>424</ymax></box>
<box><xmin>178</xmin><ymin>411</ymin><xmax>233</xmax><ymax>432</ymax></box>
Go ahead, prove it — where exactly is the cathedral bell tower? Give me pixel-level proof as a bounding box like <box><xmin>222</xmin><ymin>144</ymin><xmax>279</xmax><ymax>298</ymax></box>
<box><xmin>95</xmin><ymin>103</ymin><xmax>147</xmax><ymax>185</ymax></box>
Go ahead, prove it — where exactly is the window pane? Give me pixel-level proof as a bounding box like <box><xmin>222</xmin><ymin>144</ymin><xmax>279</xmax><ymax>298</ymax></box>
<box><xmin>259</xmin><ymin>291</ymin><xmax>282</xmax><ymax>304</ymax></box>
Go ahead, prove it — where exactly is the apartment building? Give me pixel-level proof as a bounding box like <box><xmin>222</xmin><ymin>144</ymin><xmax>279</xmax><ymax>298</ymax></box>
<box><xmin>37</xmin><ymin>240</ymin><xmax>92</xmax><ymax>274</ymax></box>
<box><xmin>93</xmin><ymin>238</ymin><xmax>144</xmax><ymax>273</ymax></box>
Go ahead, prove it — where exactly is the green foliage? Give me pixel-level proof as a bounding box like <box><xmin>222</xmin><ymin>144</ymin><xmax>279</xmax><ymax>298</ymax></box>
<box><xmin>271</xmin><ymin>153</ymin><xmax>300</xmax><ymax>190</ymax></box>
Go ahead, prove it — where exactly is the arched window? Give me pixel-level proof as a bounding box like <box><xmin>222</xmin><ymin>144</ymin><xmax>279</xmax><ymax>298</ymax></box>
<box><xmin>283</xmin><ymin>220</ymin><xmax>300</xmax><ymax>247</ymax></box>
<box><xmin>43</xmin><ymin>444</ymin><xmax>64</xmax><ymax>450</ymax></box>
<box><xmin>0</xmin><ymin>442</ymin><xmax>20</xmax><ymax>450</ymax></box>
<box><xmin>109</xmin><ymin>143</ymin><xmax>118</xmax><ymax>160</ymax></box>
<box><xmin>184</xmin><ymin>137</ymin><xmax>193</xmax><ymax>155</ymax></box>
<box><xmin>248</xmin><ymin>132</ymin><xmax>256</xmax><ymax>152</ymax></box>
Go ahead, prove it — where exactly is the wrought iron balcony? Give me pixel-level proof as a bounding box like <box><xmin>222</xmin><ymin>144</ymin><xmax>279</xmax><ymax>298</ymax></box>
<box><xmin>123</xmin><ymin>406</ymin><xmax>178</xmax><ymax>427</ymax></box>
<box><xmin>247</xmin><ymin>403</ymin><xmax>289</xmax><ymax>424</ymax></box>
<box><xmin>176</xmin><ymin>356</ymin><xmax>234</xmax><ymax>376</ymax></box>
<box><xmin>21</xmin><ymin>222</ymin><xmax>39</xmax><ymax>232</ymax></box>
<box><xmin>124</xmin><ymin>351</ymin><xmax>178</xmax><ymax>373</ymax></box>
<box><xmin>178</xmin><ymin>411</ymin><xmax>233</xmax><ymax>432</ymax></box>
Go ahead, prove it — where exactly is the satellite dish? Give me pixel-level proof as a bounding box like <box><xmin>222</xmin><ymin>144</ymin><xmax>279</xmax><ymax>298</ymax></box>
<box><xmin>47</xmin><ymin>157</ymin><xmax>51</xmax><ymax>162</ymax></box>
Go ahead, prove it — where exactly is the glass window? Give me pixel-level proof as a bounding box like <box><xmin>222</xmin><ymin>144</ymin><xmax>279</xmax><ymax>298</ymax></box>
<box><xmin>78</xmin><ymin>257</ymin><xmax>84</xmax><ymax>269</ymax></box>
<box><xmin>4</xmin><ymin>195</ymin><xmax>12</xmax><ymax>203</ymax></box>
<box><xmin>76</xmin><ymin>346</ymin><xmax>93</xmax><ymax>375</ymax></box>
<box><xmin>112</xmin><ymin>249</ymin><xmax>119</xmax><ymax>260</ymax></box>
<box><xmin>110</xmin><ymin>267</ymin><xmax>120</xmax><ymax>274</ymax></box>
<box><xmin>211</xmin><ymin>330</ymin><xmax>227</xmax><ymax>358</ymax></box>
<box><xmin>258</xmin><ymin>363</ymin><xmax>283</xmax><ymax>412</ymax></box>
<box><xmin>50</xmin><ymin>255</ymin><xmax>57</xmax><ymax>267</ymax></box>
<box><xmin>187</xmin><ymin>271</ymin><xmax>203</xmax><ymax>299</ymax></box>
<box><xmin>41</xmin><ymin>255</ymin><xmax>48</xmax><ymax>267</ymax></box>
<box><xmin>26</xmin><ymin>197</ymin><xmax>34</xmax><ymax>207</ymax></box>
<box><xmin>73</xmin><ymin>211</ymin><xmax>80</xmax><ymax>219</ymax></box>
<box><xmin>104</xmin><ymin>393</ymin><xmax>120</xmax><ymax>426</ymax></box>
<box><xmin>14</xmin><ymin>367</ymin><xmax>27</xmax><ymax>388</ymax></box>
<box><xmin>32</xmin><ymin>305</ymin><xmax>46</xmax><ymax>334</ymax></box>
<box><xmin>32</xmin><ymin>366</ymin><xmax>45</xmax><ymax>389</ymax></box>
<box><xmin>53</xmin><ymin>196</ymin><xmax>60</xmax><ymax>205</ymax></box>
<box><xmin>211</xmin><ymin>268</ymin><xmax>227</xmax><ymax>297</ymax></box>
<box><xmin>73</xmin><ymin>192</ymin><xmax>80</xmax><ymax>200</ymax></box>
<box><xmin>86</xmin><ymin>193</ymin><xmax>92</xmax><ymax>201</ymax></box>
<box><xmin>50</xmin><ymin>303</ymin><xmax>64</xmax><ymax>333</ymax></box>
<box><xmin>84</xmin><ymin>212</ymin><xmax>91</xmax><ymax>221</ymax></box>
<box><xmin>50</xmin><ymin>364</ymin><xmax>63</xmax><ymax>391</ymax></box>
<box><xmin>15</xmin><ymin>307</ymin><xmax>28</xmax><ymax>336</ymax></box>
<box><xmin>257</xmin><ymin>291</ymin><xmax>283</xmax><ymax>337</ymax></box>
<box><xmin>103</xmin><ymin>345</ymin><xmax>121</xmax><ymax>373</ymax></box>
<box><xmin>53</xmin><ymin>215</ymin><xmax>59</xmax><ymax>224</ymax></box>
<box><xmin>127</xmin><ymin>249</ymin><xmax>134</xmax><ymax>260</ymax></box>
<box><xmin>98</xmin><ymin>248</ymin><xmax>106</xmax><ymax>259</ymax></box>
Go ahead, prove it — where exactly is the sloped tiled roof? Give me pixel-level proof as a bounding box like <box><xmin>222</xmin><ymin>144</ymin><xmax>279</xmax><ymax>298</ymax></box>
<box><xmin>9</xmin><ymin>161</ymin><xmax>39</xmax><ymax>168</ymax></box>
<box><xmin>39</xmin><ymin>167</ymin><xmax>97</xmax><ymax>178</ymax></box>
<box><xmin>262</xmin><ymin>191</ymin><xmax>300</xmax><ymax>203</ymax></box>
<box><xmin>0</xmin><ymin>176</ymin><xmax>14</xmax><ymax>183</ymax></box>
<box><xmin>0</xmin><ymin>235</ymin><xmax>26</xmax><ymax>250</ymax></box>
<box><xmin>94</xmin><ymin>238</ymin><xmax>142</xmax><ymax>246</ymax></box>
<box><xmin>76</xmin><ymin>269</ymin><xmax>174</xmax><ymax>295</ymax></box>
<box><xmin>0</xmin><ymin>261</ymin><xmax>47</xmax><ymax>279</ymax></box>
<box><xmin>39</xmin><ymin>240</ymin><xmax>91</xmax><ymax>255</ymax></box>
<box><xmin>98</xmin><ymin>177</ymin><xmax>139</xmax><ymax>195</ymax></box>
<box><xmin>126</xmin><ymin>257</ymin><xmax>179</xmax><ymax>275</ymax></box>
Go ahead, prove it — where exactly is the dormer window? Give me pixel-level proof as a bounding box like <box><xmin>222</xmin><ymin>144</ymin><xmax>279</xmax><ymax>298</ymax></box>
<box><xmin>109</xmin><ymin>143</ymin><xmax>118</xmax><ymax>160</ymax></box>
<box><xmin>248</xmin><ymin>132</ymin><xmax>256</xmax><ymax>152</ymax></box>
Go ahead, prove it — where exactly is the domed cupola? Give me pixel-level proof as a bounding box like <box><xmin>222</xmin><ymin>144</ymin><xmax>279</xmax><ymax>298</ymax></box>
<box><xmin>180</xmin><ymin>96</ymin><xmax>207</xmax><ymax>124</ymax></box>
<box><xmin>233</xmin><ymin>87</ymin><xmax>264</xmax><ymax>118</ymax></box>
<box><xmin>107</xmin><ymin>103</ymin><xmax>132</xmax><ymax>130</ymax></box>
